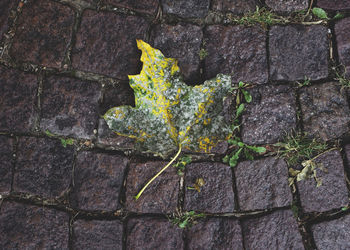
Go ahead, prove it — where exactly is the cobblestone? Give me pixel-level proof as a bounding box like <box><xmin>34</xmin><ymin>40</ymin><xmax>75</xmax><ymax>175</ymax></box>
<box><xmin>0</xmin><ymin>136</ymin><xmax>13</xmax><ymax>194</ymax></box>
<box><xmin>211</xmin><ymin>0</ymin><xmax>259</xmax><ymax>14</ymax></box>
<box><xmin>317</xmin><ymin>0</ymin><xmax>350</xmax><ymax>10</ymax></box>
<box><xmin>161</xmin><ymin>0</ymin><xmax>209</xmax><ymax>18</ymax></box>
<box><xmin>0</xmin><ymin>0</ymin><xmax>16</xmax><ymax>41</ymax></box>
<box><xmin>335</xmin><ymin>18</ymin><xmax>350</xmax><ymax>78</ymax></box>
<box><xmin>265</xmin><ymin>0</ymin><xmax>308</xmax><ymax>14</ymax></box>
<box><xmin>103</xmin><ymin>0</ymin><xmax>159</xmax><ymax>15</ymax></box>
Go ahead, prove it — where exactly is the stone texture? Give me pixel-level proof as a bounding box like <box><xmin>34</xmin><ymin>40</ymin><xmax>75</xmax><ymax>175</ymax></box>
<box><xmin>0</xmin><ymin>202</ymin><xmax>69</xmax><ymax>249</ymax></box>
<box><xmin>242</xmin><ymin>210</ymin><xmax>304</xmax><ymax>250</ymax></box>
<box><xmin>186</xmin><ymin>218</ymin><xmax>243</xmax><ymax>250</ymax></box>
<box><xmin>335</xmin><ymin>18</ymin><xmax>350</xmax><ymax>78</ymax></box>
<box><xmin>235</xmin><ymin>157</ymin><xmax>292</xmax><ymax>211</ymax></box>
<box><xmin>73</xmin><ymin>219</ymin><xmax>123</xmax><ymax>250</ymax></box>
<box><xmin>204</xmin><ymin>25</ymin><xmax>267</xmax><ymax>85</ymax></box>
<box><xmin>13</xmin><ymin>137</ymin><xmax>74</xmax><ymax>198</ymax></box>
<box><xmin>70</xmin><ymin>151</ymin><xmax>128</xmax><ymax>211</ymax></box>
<box><xmin>317</xmin><ymin>0</ymin><xmax>350</xmax><ymax>10</ymax></box>
<box><xmin>161</xmin><ymin>0</ymin><xmax>210</xmax><ymax>18</ymax></box>
<box><xmin>72</xmin><ymin>10</ymin><xmax>149</xmax><ymax>79</ymax></box>
<box><xmin>312</xmin><ymin>214</ymin><xmax>350</xmax><ymax>250</ymax></box>
<box><xmin>0</xmin><ymin>66</ymin><xmax>37</xmax><ymax>133</ymax></box>
<box><xmin>299</xmin><ymin>82</ymin><xmax>350</xmax><ymax>141</ymax></box>
<box><xmin>0</xmin><ymin>0</ymin><xmax>16</xmax><ymax>40</ymax></box>
<box><xmin>265</xmin><ymin>0</ymin><xmax>308</xmax><ymax>14</ymax></box>
<box><xmin>241</xmin><ymin>85</ymin><xmax>297</xmax><ymax>145</ymax></box>
<box><xmin>126</xmin><ymin>217</ymin><xmax>184</xmax><ymax>249</ymax></box>
<box><xmin>346</xmin><ymin>144</ymin><xmax>350</xmax><ymax>167</ymax></box>
<box><xmin>211</xmin><ymin>0</ymin><xmax>259</xmax><ymax>14</ymax></box>
<box><xmin>184</xmin><ymin>162</ymin><xmax>235</xmax><ymax>213</ymax></box>
<box><xmin>269</xmin><ymin>25</ymin><xmax>329</xmax><ymax>81</ymax></box>
<box><xmin>10</xmin><ymin>0</ymin><xmax>74</xmax><ymax>68</ymax></box>
<box><xmin>104</xmin><ymin>0</ymin><xmax>159</xmax><ymax>15</ymax></box>
<box><xmin>40</xmin><ymin>76</ymin><xmax>101</xmax><ymax>139</ymax></box>
<box><xmin>125</xmin><ymin>161</ymin><xmax>180</xmax><ymax>213</ymax></box>
<box><xmin>297</xmin><ymin>150</ymin><xmax>349</xmax><ymax>213</ymax></box>
<box><xmin>0</xmin><ymin>136</ymin><xmax>13</xmax><ymax>193</ymax></box>
<box><xmin>150</xmin><ymin>23</ymin><xmax>202</xmax><ymax>84</ymax></box>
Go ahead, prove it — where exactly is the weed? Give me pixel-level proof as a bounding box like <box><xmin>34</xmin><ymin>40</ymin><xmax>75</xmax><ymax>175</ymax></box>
<box><xmin>60</xmin><ymin>138</ymin><xmax>74</xmax><ymax>148</ymax></box>
<box><xmin>187</xmin><ymin>177</ymin><xmax>205</xmax><ymax>192</ymax></box>
<box><xmin>168</xmin><ymin>210</ymin><xmax>206</xmax><ymax>229</ymax></box>
<box><xmin>173</xmin><ymin>155</ymin><xmax>192</xmax><ymax>176</ymax></box>
<box><xmin>296</xmin><ymin>77</ymin><xmax>311</xmax><ymax>87</ymax></box>
<box><xmin>199</xmin><ymin>48</ymin><xmax>208</xmax><ymax>60</ymax></box>
<box><xmin>334</xmin><ymin>66</ymin><xmax>350</xmax><ymax>88</ymax></box>
<box><xmin>45</xmin><ymin>130</ymin><xmax>55</xmax><ymax>137</ymax></box>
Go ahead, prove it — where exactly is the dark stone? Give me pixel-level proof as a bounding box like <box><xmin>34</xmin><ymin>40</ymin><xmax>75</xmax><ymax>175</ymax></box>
<box><xmin>299</xmin><ymin>82</ymin><xmax>350</xmax><ymax>141</ymax></box>
<box><xmin>211</xmin><ymin>0</ymin><xmax>259</xmax><ymax>14</ymax></box>
<box><xmin>269</xmin><ymin>25</ymin><xmax>329</xmax><ymax>81</ymax></box>
<box><xmin>73</xmin><ymin>219</ymin><xmax>123</xmax><ymax>250</ymax></box>
<box><xmin>72</xmin><ymin>10</ymin><xmax>149</xmax><ymax>79</ymax></box>
<box><xmin>125</xmin><ymin>161</ymin><xmax>180</xmax><ymax>213</ymax></box>
<box><xmin>186</xmin><ymin>218</ymin><xmax>243</xmax><ymax>249</ymax></box>
<box><xmin>0</xmin><ymin>66</ymin><xmax>37</xmax><ymax>133</ymax></box>
<box><xmin>150</xmin><ymin>23</ymin><xmax>202</xmax><ymax>84</ymax></box>
<box><xmin>265</xmin><ymin>0</ymin><xmax>308</xmax><ymax>14</ymax></box>
<box><xmin>40</xmin><ymin>76</ymin><xmax>101</xmax><ymax>139</ymax></box>
<box><xmin>100</xmin><ymin>83</ymin><xmax>134</xmax><ymax>115</ymax></box>
<box><xmin>10</xmin><ymin>0</ymin><xmax>74</xmax><ymax>68</ymax></box>
<box><xmin>0</xmin><ymin>0</ymin><xmax>17</xmax><ymax>40</ymax></box>
<box><xmin>346</xmin><ymin>144</ymin><xmax>350</xmax><ymax>167</ymax></box>
<box><xmin>317</xmin><ymin>0</ymin><xmax>350</xmax><ymax>10</ymax></box>
<box><xmin>0</xmin><ymin>202</ymin><xmax>69</xmax><ymax>249</ymax></box>
<box><xmin>103</xmin><ymin>0</ymin><xmax>159</xmax><ymax>15</ymax></box>
<box><xmin>297</xmin><ymin>150</ymin><xmax>349</xmax><ymax>212</ymax></box>
<box><xmin>242</xmin><ymin>210</ymin><xmax>304</xmax><ymax>249</ymax></box>
<box><xmin>184</xmin><ymin>162</ymin><xmax>235</xmax><ymax>213</ymax></box>
<box><xmin>335</xmin><ymin>18</ymin><xmax>350</xmax><ymax>78</ymax></box>
<box><xmin>241</xmin><ymin>85</ymin><xmax>297</xmax><ymax>145</ymax></box>
<box><xmin>70</xmin><ymin>151</ymin><xmax>128</xmax><ymax>211</ymax></box>
<box><xmin>235</xmin><ymin>157</ymin><xmax>292</xmax><ymax>211</ymax></box>
<box><xmin>312</xmin><ymin>214</ymin><xmax>350</xmax><ymax>250</ymax></box>
<box><xmin>204</xmin><ymin>25</ymin><xmax>268</xmax><ymax>85</ymax></box>
<box><xmin>161</xmin><ymin>0</ymin><xmax>209</xmax><ymax>18</ymax></box>
<box><xmin>0</xmin><ymin>136</ymin><xmax>13</xmax><ymax>194</ymax></box>
<box><xmin>13</xmin><ymin>137</ymin><xmax>74</xmax><ymax>198</ymax></box>
<box><xmin>126</xmin><ymin>217</ymin><xmax>184</xmax><ymax>249</ymax></box>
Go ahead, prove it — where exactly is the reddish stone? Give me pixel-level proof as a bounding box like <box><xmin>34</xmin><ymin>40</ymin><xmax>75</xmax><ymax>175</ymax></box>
<box><xmin>335</xmin><ymin>18</ymin><xmax>350</xmax><ymax>78</ymax></box>
<box><xmin>0</xmin><ymin>136</ymin><xmax>13</xmax><ymax>193</ymax></box>
<box><xmin>161</xmin><ymin>0</ymin><xmax>210</xmax><ymax>18</ymax></box>
<box><xmin>13</xmin><ymin>137</ymin><xmax>74</xmax><ymax>198</ymax></box>
<box><xmin>72</xmin><ymin>10</ymin><xmax>149</xmax><ymax>79</ymax></box>
<box><xmin>70</xmin><ymin>151</ymin><xmax>128</xmax><ymax>211</ymax></box>
<box><xmin>265</xmin><ymin>0</ymin><xmax>308</xmax><ymax>14</ymax></box>
<box><xmin>10</xmin><ymin>0</ymin><xmax>74</xmax><ymax>68</ymax></box>
<box><xmin>317</xmin><ymin>0</ymin><xmax>350</xmax><ymax>10</ymax></box>
<box><xmin>346</xmin><ymin>144</ymin><xmax>350</xmax><ymax>167</ymax></box>
<box><xmin>126</xmin><ymin>217</ymin><xmax>184</xmax><ymax>249</ymax></box>
<box><xmin>40</xmin><ymin>76</ymin><xmax>101</xmax><ymax>139</ymax></box>
<box><xmin>125</xmin><ymin>161</ymin><xmax>180</xmax><ymax>213</ymax></box>
<box><xmin>211</xmin><ymin>0</ymin><xmax>259</xmax><ymax>14</ymax></box>
<box><xmin>73</xmin><ymin>219</ymin><xmax>123</xmax><ymax>249</ymax></box>
<box><xmin>297</xmin><ymin>150</ymin><xmax>349</xmax><ymax>212</ymax></box>
<box><xmin>0</xmin><ymin>66</ymin><xmax>37</xmax><ymax>133</ymax></box>
<box><xmin>204</xmin><ymin>25</ymin><xmax>268</xmax><ymax>85</ymax></box>
<box><xmin>0</xmin><ymin>202</ymin><xmax>69</xmax><ymax>249</ymax></box>
<box><xmin>0</xmin><ymin>0</ymin><xmax>17</xmax><ymax>40</ymax></box>
<box><xmin>184</xmin><ymin>162</ymin><xmax>235</xmax><ymax>213</ymax></box>
<box><xmin>103</xmin><ymin>0</ymin><xmax>159</xmax><ymax>15</ymax></box>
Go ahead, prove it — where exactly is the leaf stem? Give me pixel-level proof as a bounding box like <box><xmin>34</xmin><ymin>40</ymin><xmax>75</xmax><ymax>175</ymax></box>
<box><xmin>135</xmin><ymin>145</ymin><xmax>182</xmax><ymax>200</ymax></box>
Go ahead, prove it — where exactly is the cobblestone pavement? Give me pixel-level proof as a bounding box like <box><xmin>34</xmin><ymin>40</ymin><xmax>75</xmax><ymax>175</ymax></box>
<box><xmin>1</xmin><ymin>0</ymin><xmax>350</xmax><ymax>249</ymax></box>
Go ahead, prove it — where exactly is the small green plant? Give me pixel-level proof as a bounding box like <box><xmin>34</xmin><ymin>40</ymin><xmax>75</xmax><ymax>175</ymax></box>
<box><xmin>60</xmin><ymin>138</ymin><xmax>75</xmax><ymax>148</ymax></box>
<box><xmin>45</xmin><ymin>130</ymin><xmax>55</xmax><ymax>137</ymax></box>
<box><xmin>173</xmin><ymin>155</ymin><xmax>192</xmax><ymax>176</ymax></box>
<box><xmin>334</xmin><ymin>66</ymin><xmax>350</xmax><ymax>88</ymax></box>
<box><xmin>199</xmin><ymin>48</ymin><xmax>208</xmax><ymax>60</ymax></box>
<box><xmin>230</xmin><ymin>81</ymin><xmax>252</xmax><ymax>132</ymax></box>
<box><xmin>312</xmin><ymin>7</ymin><xmax>329</xmax><ymax>20</ymax></box>
<box><xmin>296</xmin><ymin>77</ymin><xmax>311</xmax><ymax>87</ymax></box>
<box><xmin>168</xmin><ymin>210</ymin><xmax>206</xmax><ymax>229</ymax></box>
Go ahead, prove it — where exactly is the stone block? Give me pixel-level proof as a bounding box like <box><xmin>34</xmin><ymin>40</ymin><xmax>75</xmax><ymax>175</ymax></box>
<box><xmin>0</xmin><ymin>0</ymin><xmax>17</xmax><ymax>40</ymax></box>
<box><xmin>0</xmin><ymin>136</ymin><xmax>13</xmax><ymax>193</ymax></box>
<box><xmin>161</xmin><ymin>0</ymin><xmax>209</xmax><ymax>18</ymax></box>
<box><xmin>335</xmin><ymin>18</ymin><xmax>350</xmax><ymax>78</ymax></box>
<box><xmin>103</xmin><ymin>0</ymin><xmax>159</xmax><ymax>15</ymax></box>
<box><xmin>317</xmin><ymin>0</ymin><xmax>350</xmax><ymax>10</ymax></box>
<box><xmin>211</xmin><ymin>0</ymin><xmax>259</xmax><ymax>15</ymax></box>
<box><xmin>265</xmin><ymin>0</ymin><xmax>308</xmax><ymax>14</ymax></box>
<box><xmin>269</xmin><ymin>25</ymin><xmax>329</xmax><ymax>81</ymax></box>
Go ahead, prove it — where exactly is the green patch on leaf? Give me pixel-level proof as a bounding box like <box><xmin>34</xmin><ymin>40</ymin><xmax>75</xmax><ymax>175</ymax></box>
<box><xmin>312</xmin><ymin>7</ymin><xmax>329</xmax><ymax>19</ymax></box>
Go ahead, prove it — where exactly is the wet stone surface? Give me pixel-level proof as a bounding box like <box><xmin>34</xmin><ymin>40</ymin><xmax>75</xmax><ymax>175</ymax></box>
<box><xmin>150</xmin><ymin>23</ymin><xmax>202</xmax><ymax>85</ymax></box>
<box><xmin>0</xmin><ymin>66</ymin><xmax>37</xmax><ymax>133</ymax></box>
<box><xmin>125</xmin><ymin>161</ymin><xmax>180</xmax><ymax>213</ymax></box>
<box><xmin>297</xmin><ymin>150</ymin><xmax>349</xmax><ymax>213</ymax></box>
<box><xmin>317</xmin><ymin>0</ymin><xmax>350</xmax><ymax>10</ymax></box>
<box><xmin>241</xmin><ymin>85</ymin><xmax>297</xmax><ymax>145</ymax></box>
<box><xmin>335</xmin><ymin>18</ymin><xmax>350</xmax><ymax>78</ymax></box>
<box><xmin>103</xmin><ymin>0</ymin><xmax>159</xmax><ymax>15</ymax></box>
<box><xmin>0</xmin><ymin>202</ymin><xmax>69</xmax><ymax>249</ymax></box>
<box><xmin>161</xmin><ymin>0</ymin><xmax>210</xmax><ymax>18</ymax></box>
<box><xmin>312</xmin><ymin>214</ymin><xmax>350</xmax><ymax>250</ymax></box>
<box><xmin>186</xmin><ymin>218</ymin><xmax>243</xmax><ymax>249</ymax></box>
<box><xmin>269</xmin><ymin>25</ymin><xmax>329</xmax><ymax>81</ymax></box>
<box><xmin>40</xmin><ymin>76</ymin><xmax>101</xmax><ymax>139</ymax></box>
<box><xmin>184</xmin><ymin>162</ymin><xmax>235</xmax><ymax>213</ymax></box>
<box><xmin>242</xmin><ymin>210</ymin><xmax>304</xmax><ymax>249</ymax></box>
<box><xmin>13</xmin><ymin>137</ymin><xmax>74</xmax><ymax>198</ymax></box>
<box><xmin>211</xmin><ymin>0</ymin><xmax>259</xmax><ymax>14</ymax></box>
<box><xmin>73</xmin><ymin>219</ymin><xmax>123</xmax><ymax>250</ymax></box>
<box><xmin>70</xmin><ymin>151</ymin><xmax>128</xmax><ymax>211</ymax></box>
<box><xmin>265</xmin><ymin>0</ymin><xmax>308</xmax><ymax>14</ymax></box>
<box><xmin>235</xmin><ymin>157</ymin><xmax>292</xmax><ymax>211</ymax></box>
<box><xmin>204</xmin><ymin>25</ymin><xmax>268</xmax><ymax>85</ymax></box>
<box><xmin>0</xmin><ymin>0</ymin><xmax>16</xmax><ymax>41</ymax></box>
<box><xmin>299</xmin><ymin>82</ymin><xmax>350</xmax><ymax>141</ymax></box>
<box><xmin>72</xmin><ymin>10</ymin><xmax>149</xmax><ymax>79</ymax></box>
<box><xmin>126</xmin><ymin>217</ymin><xmax>184</xmax><ymax>249</ymax></box>
<box><xmin>10</xmin><ymin>0</ymin><xmax>74</xmax><ymax>68</ymax></box>
<box><xmin>0</xmin><ymin>136</ymin><xmax>13</xmax><ymax>194</ymax></box>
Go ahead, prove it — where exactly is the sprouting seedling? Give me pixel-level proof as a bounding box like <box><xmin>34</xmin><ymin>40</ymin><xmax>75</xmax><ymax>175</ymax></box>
<box><xmin>173</xmin><ymin>155</ymin><xmax>192</xmax><ymax>176</ymax></box>
<box><xmin>104</xmin><ymin>40</ymin><xmax>234</xmax><ymax>199</ymax></box>
<box><xmin>168</xmin><ymin>210</ymin><xmax>206</xmax><ymax>229</ymax></box>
